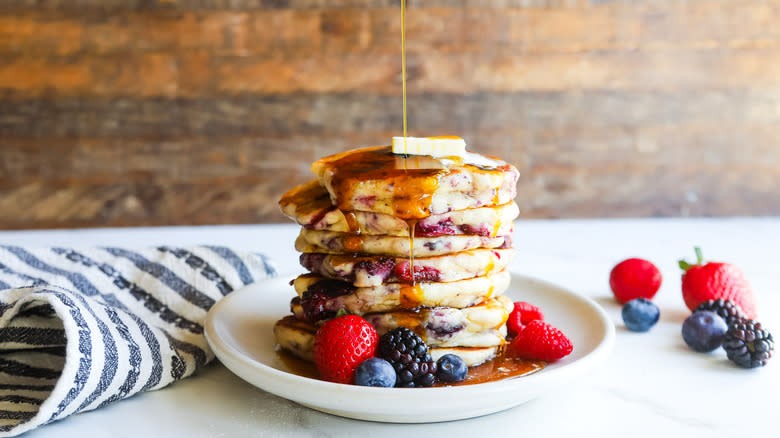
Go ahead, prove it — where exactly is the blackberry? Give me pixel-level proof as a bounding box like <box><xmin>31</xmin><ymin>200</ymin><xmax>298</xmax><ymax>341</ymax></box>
<box><xmin>695</xmin><ymin>299</ymin><xmax>748</xmax><ymax>326</ymax></box>
<box><xmin>378</xmin><ymin>327</ymin><xmax>437</xmax><ymax>387</ymax></box>
<box><xmin>722</xmin><ymin>320</ymin><xmax>774</xmax><ymax>368</ymax></box>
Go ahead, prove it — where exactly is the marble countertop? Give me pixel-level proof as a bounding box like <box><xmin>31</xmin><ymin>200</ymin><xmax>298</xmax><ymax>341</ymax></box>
<box><xmin>2</xmin><ymin>218</ymin><xmax>778</xmax><ymax>437</ymax></box>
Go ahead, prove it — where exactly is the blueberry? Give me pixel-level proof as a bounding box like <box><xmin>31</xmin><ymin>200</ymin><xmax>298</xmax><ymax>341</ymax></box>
<box><xmin>354</xmin><ymin>358</ymin><xmax>396</xmax><ymax>387</ymax></box>
<box><xmin>435</xmin><ymin>354</ymin><xmax>468</xmax><ymax>383</ymax></box>
<box><xmin>621</xmin><ymin>298</ymin><xmax>660</xmax><ymax>332</ymax></box>
<box><xmin>682</xmin><ymin>310</ymin><xmax>728</xmax><ymax>352</ymax></box>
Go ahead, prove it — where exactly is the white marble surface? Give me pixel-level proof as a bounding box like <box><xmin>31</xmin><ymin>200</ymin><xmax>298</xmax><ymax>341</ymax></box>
<box><xmin>1</xmin><ymin>218</ymin><xmax>778</xmax><ymax>437</ymax></box>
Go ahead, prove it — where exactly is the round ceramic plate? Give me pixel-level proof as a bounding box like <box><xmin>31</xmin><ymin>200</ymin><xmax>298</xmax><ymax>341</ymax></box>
<box><xmin>204</xmin><ymin>273</ymin><xmax>615</xmax><ymax>423</ymax></box>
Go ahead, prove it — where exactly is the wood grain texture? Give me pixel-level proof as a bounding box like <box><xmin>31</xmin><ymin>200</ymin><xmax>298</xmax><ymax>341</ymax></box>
<box><xmin>1</xmin><ymin>0</ymin><xmax>779</xmax><ymax>229</ymax></box>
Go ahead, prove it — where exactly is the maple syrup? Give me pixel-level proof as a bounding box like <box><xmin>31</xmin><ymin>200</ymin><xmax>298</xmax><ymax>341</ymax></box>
<box><xmin>275</xmin><ymin>347</ymin><xmax>544</xmax><ymax>386</ymax></box>
<box><xmin>399</xmin><ymin>276</ymin><xmax>424</xmax><ymax>308</ymax></box>
<box><xmin>401</xmin><ymin>0</ymin><xmax>408</xmax><ymax>156</ymax></box>
<box><xmin>437</xmin><ymin>354</ymin><xmax>543</xmax><ymax>387</ymax></box>
<box><xmin>324</xmin><ymin>146</ymin><xmax>442</xmax><ymax>220</ymax></box>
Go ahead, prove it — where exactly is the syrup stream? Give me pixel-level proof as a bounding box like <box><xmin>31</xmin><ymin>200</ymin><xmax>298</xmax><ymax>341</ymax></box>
<box><xmin>401</xmin><ymin>0</ymin><xmax>408</xmax><ymax>156</ymax></box>
<box><xmin>400</xmin><ymin>0</ymin><xmax>415</xmax><ymax>291</ymax></box>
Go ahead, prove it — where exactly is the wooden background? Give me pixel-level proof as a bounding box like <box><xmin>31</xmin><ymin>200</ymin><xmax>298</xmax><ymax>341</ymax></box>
<box><xmin>1</xmin><ymin>0</ymin><xmax>780</xmax><ymax>230</ymax></box>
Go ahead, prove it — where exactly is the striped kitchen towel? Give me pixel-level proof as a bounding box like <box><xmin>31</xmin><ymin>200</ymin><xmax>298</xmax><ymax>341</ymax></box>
<box><xmin>0</xmin><ymin>246</ymin><xmax>276</xmax><ymax>437</ymax></box>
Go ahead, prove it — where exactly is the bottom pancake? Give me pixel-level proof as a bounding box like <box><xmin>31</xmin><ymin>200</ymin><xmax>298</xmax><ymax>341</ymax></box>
<box><xmin>273</xmin><ymin>315</ymin><xmax>501</xmax><ymax>367</ymax></box>
<box><xmin>291</xmin><ymin>295</ymin><xmax>512</xmax><ymax>348</ymax></box>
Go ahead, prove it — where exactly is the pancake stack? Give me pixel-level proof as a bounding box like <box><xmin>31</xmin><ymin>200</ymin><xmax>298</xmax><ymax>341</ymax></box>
<box><xmin>274</xmin><ymin>145</ymin><xmax>520</xmax><ymax>367</ymax></box>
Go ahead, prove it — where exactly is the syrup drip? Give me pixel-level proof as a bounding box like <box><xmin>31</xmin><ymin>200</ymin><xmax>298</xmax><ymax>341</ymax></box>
<box><xmin>484</xmin><ymin>257</ymin><xmax>496</xmax><ymax>276</ymax></box>
<box><xmin>399</xmin><ymin>282</ymin><xmax>423</xmax><ymax>309</ymax></box>
<box><xmin>407</xmin><ymin>218</ymin><xmax>417</xmax><ymax>301</ymax></box>
<box><xmin>344</xmin><ymin>211</ymin><xmax>360</xmax><ymax>233</ymax></box>
<box><xmin>492</xmin><ymin>218</ymin><xmax>502</xmax><ymax>238</ymax></box>
<box><xmin>492</xmin><ymin>188</ymin><xmax>501</xmax><ymax>206</ymax></box>
<box><xmin>484</xmin><ymin>285</ymin><xmax>494</xmax><ymax>300</ymax></box>
<box><xmin>343</xmin><ymin>235</ymin><xmax>364</xmax><ymax>253</ymax></box>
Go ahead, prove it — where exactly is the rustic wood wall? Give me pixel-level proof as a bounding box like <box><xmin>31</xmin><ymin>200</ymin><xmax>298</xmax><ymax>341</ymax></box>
<box><xmin>1</xmin><ymin>0</ymin><xmax>779</xmax><ymax>229</ymax></box>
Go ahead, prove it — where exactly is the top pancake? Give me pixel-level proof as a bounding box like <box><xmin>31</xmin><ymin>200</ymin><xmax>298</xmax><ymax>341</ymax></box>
<box><xmin>310</xmin><ymin>146</ymin><xmax>519</xmax><ymax>219</ymax></box>
<box><xmin>279</xmin><ymin>180</ymin><xmax>519</xmax><ymax>238</ymax></box>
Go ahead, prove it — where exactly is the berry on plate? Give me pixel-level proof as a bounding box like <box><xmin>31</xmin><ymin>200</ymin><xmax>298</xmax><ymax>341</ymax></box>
<box><xmin>609</xmin><ymin>258</ymin><xmax>662</xmax><ymax>304</ymax></box>
<box><xmin>722</xmin><ymin>320</ymin><xmax>774</xmax><ymax>368</ymax></box>
<box><xmin>354</xmin><ymin>358</ymin><xmax>396</xmax><ymax>387</ymax></box>
<box><xmin>312</xmin><ymin>314</ymin><xmax>378</xmax><ymax>384</ymax></box>
<box><xmin>508</xmin><ymin>320</ymin><xmax>573</xmax><ymax>362</ymax></box>
<box><xmin>378</xmin><ymin>327</ymin><xmax>437</xmax><ymax>387</ymax></box>
<box><xmin>681</xmin><ymin>310</ymin><xmax>728</xmax><ymax>352</ymax></box>
<box><xmin>679</xmin><ymin>247</ymin><xmax>757</xmax><ymax>319</ymax></box>
<box><xmin>436</xmin><ymin>354</ymin><xmax>468</xmax><ymax>383</ymax></box>
<box><xmin>507</xmin><ymin>301</ymin><xmax>544</xmax><ymax>335</ymax></box>
<box><xmin>621</xmin><ymin>298</ymin><xmax>660</xmax><ymax>332</ymax></box>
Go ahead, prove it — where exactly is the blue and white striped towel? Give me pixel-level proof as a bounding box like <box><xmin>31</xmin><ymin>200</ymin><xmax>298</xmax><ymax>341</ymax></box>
<box><xmin>0</xmin><ymin>246</ymin><xmax>276</xmax><ymax>437</ymax></box>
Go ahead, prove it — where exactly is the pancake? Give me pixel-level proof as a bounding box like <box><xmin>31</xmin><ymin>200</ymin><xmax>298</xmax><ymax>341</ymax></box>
<box><xmin>291</xmin><ymin>270</ymin><xmax>510</xmax><ymax>321</ymax></box>
<box><xmin>279</xmin><ymin>180</ymin><xmax>519</xmax><ymax>238</ymax></box>
<box><xmin>273</xmin><ymin>315</ymin><xmax>500</xmax><ymax>366</ymax></box>
<box><xmin>295</xmin><ymin>229</ymin><xmax>508</xmax><ymax>258</ymax></box>
<box><xmin>300</xmin><ymin>249</ymin><xmax>513</xmax><ymax>287</ymax></box>
<box><xmin>310</xmin><ymin>146</ymin><xmax>519</xmax><ymax>219</ymax></box>
<box><xmin>429</xmin><ymin>346</ymin><xmax>501</xmax><ymax>367</ymax></box>
<box><xmin>290</xmin><ymin>295</ymin><xmax>512</xmax><ymax>348</ymax></box>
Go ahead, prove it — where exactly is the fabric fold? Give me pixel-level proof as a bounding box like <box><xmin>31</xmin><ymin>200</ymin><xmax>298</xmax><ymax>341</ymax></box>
<box><xmin>0</xmin><ymin>246</ymin><xmax>275</xmax><ymax>436</ymax></box>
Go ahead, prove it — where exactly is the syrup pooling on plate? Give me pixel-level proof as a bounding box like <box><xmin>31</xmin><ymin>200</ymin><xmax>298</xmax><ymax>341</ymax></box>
<box><xmin>438</xmin><ymin>354</ymin><xmax>544</xmax><ymax>386</ymax></box>
<box><xmin>275</xmin><ymin>347</ymin><xmax>545</xmax><ymax>387</ymax></box>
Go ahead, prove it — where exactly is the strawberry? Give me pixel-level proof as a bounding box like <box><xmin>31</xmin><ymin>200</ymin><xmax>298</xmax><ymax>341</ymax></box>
<box><xmin>508</xmin><ymin>320</ymin><xmax>573</xmax><ymax>362</ymax></box>
<box><xmin>312</xmin><ymin>315</ymin><xmax>378</xmax><ymax>384</ymax></box>
<box><xmin>507</xmin><ymin>301</ymin><xmax>544</xmax><ymax>335</ymax></box>
<box><xmin>679</xmin><ymin>247</ymin><xmax>757</xmax><ymax>319</ymax></box>
<box><xmin>609</xmin><ymin>258</ymin><xmax>662</xmax><ymax>304</ymax></box>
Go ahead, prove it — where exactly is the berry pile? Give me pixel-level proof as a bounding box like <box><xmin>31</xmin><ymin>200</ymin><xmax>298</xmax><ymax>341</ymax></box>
<box><xmin>609</xmin><ymin>248</ymin><xmax>774</xmax><ymax>369</ymax></box>
<box><xmin>312</xmin><ymin>315</ymin><xmax>477</xmax><ymax>387</ymax></box>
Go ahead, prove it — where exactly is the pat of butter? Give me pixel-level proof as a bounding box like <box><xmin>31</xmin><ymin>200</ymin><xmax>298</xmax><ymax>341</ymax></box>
<box><xmin>392</xmin><ymin>136</ymin><xmax>466</xmax><ymax>158</ymax></box>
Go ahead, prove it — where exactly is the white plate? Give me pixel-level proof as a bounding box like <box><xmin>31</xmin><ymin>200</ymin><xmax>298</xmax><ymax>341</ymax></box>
<box><xmin>204</xmin><ymin>273</ymin><xmax>615</xmax><ymax>423</ymax></box>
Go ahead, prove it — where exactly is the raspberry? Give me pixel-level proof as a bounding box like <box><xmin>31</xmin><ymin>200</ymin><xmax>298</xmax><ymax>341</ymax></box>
<box><xmin>609</xmin><ymin>258</ymin><xmax>662</xmax><ymax>304</ymax></box>
<box><xmin>392</xmin><ymin>261</ymin><xmax>441</xmax><ymax>283</ymax></box>
<box><xmin>508</xmin><ymin>320</ymin><xmax>573</xmax><ymax>362</ymax></box>
<box><xmin>507</xmin><ymin>301</ymin><xmax>544</xmax><ymax>336</ymax></box>
<box><xmin>312</xmin><ymin>315</ymin><xmax>378</xmax><ymax>384</ymax></box>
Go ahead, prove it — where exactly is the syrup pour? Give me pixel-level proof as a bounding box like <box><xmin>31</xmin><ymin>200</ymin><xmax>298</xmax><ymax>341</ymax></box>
<box><xmin>400</xmin><ymin>0</ymin><xmax>415</xmax><ymax>300</ymax></box>
<box><xmin>401</xmin><ymin>0</ymin><xmax>408</xmax><ymax>156</ymax></box>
